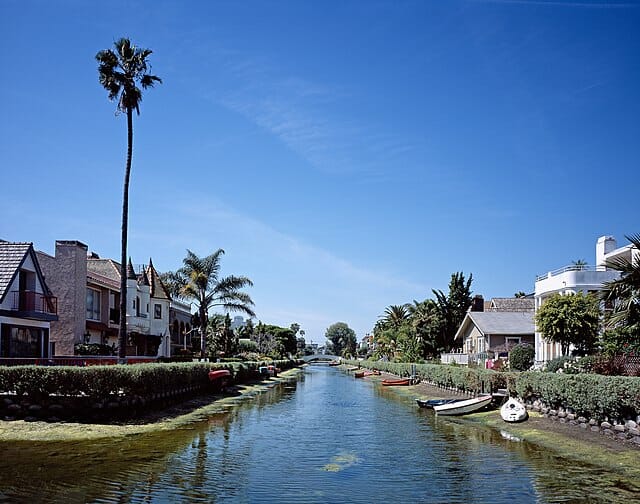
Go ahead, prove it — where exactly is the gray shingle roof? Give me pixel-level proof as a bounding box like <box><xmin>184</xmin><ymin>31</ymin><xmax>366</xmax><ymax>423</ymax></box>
<box><xmin>0</xmin><ymin>241</ymin><xmax>31</xmax><ymax>303</ymax></box>
<box><xmin>467</xmin><ymin>312</ymin><xmax>535</xmax><ymax>335</ymax></box>
<box><xmin>87</xmin><ymin>258</ymin><xmax>122</xmax><ymax>283</ymax></box>
<box><xmin>455</xmin><ymin>311</ymin><xmax>535</xmax><ymax>340</ymax></box>
<box><xmin>489</xmin><ymin>298</ymin><xmax>535</xmax><ymax>312</ymax></box>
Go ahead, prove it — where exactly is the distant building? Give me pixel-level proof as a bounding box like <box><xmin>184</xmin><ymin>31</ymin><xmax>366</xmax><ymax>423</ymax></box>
<box><xmin>230</xmin><ymin>316</ymin><xmax>246</xmax><ymax>331</ymax></box>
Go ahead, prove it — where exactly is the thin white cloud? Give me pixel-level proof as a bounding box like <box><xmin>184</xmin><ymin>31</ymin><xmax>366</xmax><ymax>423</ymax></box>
<box><xmin>148</xmin><ymin>196</ymin><xmax>429</xmax><ymax>338</ymax></box>
<box><xmin>206</xmin><ymin>51</ymin><xmax>418</xmax><ymax>176</ymax></box>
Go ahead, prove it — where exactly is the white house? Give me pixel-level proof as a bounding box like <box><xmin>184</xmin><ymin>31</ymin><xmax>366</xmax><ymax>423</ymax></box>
<box><xmin>534</xmin><ymin>235</ymin><xmax>639</xmax><ymax>364</ymax></box>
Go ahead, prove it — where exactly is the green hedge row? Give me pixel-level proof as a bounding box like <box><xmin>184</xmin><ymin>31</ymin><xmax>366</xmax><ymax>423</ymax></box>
<box><xmin>0</xmin><ymin>359</ymin><xmax>301</xmax><ymax>400</ymax></box>
<box><xmin>348</xmin><ymin>360</ymin><xmax>507</xmax><ymax>395</ymax></box>
<box><xmin>348</xmin><ymin>360</ymin><xmax>640</xmax><ymax>421</ymax></box>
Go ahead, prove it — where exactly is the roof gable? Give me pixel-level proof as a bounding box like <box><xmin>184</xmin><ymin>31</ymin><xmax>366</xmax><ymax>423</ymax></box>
<box><xmin>0</xmin><ymin>241</ymin><xmax>52</xmax><ymax>304</ymax></box>
<box><xmin>455</xmin><ymin>311</ymin><xmax>535</xmax><ymax>339</ymax></box>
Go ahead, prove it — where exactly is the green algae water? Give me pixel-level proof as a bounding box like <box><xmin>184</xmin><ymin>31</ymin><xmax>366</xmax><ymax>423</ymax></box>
<box><xmin>0</xmin><ymin>366</ymin><xmax>638</xmax><ymax>503</ymax></box>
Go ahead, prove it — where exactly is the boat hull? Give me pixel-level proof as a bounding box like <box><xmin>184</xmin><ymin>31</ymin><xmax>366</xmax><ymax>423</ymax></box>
<box><xmin>433</xmin><ymin>394</ymin><xmax>492</xmax><ymax>416</ymax></box>
<box><xmin>500</xmin><ymin>398</ymin><xmax>528</xmax><ymax>422</ymax></box>
<box><xmin>381</xmin><ymin>379</ymin><xmax>410</xmax><ymax>386</ymax></box>
<box><xmin>416</xmin><ymin>398</ymin><xmax>460</xmax><ymax>409</ymax></box>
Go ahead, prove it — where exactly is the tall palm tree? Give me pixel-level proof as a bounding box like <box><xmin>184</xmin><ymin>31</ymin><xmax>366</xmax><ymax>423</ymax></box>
<box><xmin>96</xmin><ymin>38</ymin><xmax>162</xmax><ymax>360</ymax></box>
<box><xmin>600</xmin><ymin>234</ymin><xmax>640</xmax><ymax>332</ymax></box>
<box><xmin>162</xmin><ymin>249</ymin><xmax>255</xmax><ymax>358</ymax></box>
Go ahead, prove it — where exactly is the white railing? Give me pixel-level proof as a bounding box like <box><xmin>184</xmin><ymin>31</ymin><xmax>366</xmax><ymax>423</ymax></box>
<box><xmin>440</xmin><ymin>353</ymin><xmax>468</xmax><ymax>365</ymax></box>
<box><xmin>535</xmin><ymin>264</ymin><xmax>598</xmax><ymax>282</ymax></box>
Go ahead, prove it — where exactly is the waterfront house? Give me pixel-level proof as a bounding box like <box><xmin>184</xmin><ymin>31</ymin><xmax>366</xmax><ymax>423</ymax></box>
<box><xmin>0</xmin><ymin>240</ymin><xmax>58</xmax><ymax>358</ymax></box>
<box><xmin>534</xmin><ymin>235</ymin><xmax>638</xmax><ymax>364</ymax></box>
<box><xmin>38</xmin><ymin>240</ymin><xmax>185</xmax><ymax>357</ymax></box>
<box><xmin>454</xmin><ymin>310</ymin><xmax>535</xmax><ymax>366</ymax></box>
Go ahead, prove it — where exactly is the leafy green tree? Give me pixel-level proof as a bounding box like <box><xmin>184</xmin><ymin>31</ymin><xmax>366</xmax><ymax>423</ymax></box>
<box><xmin>161</xmin><ymin>249</ymin><xmax>255</xmax><ymax>357</ymax></box>
<box><xmin>509</xmin><ymin>343</ymin><xmax>535</xmax><ymax>371</ymax></box>
<box><xmin>325</xmin><ymin>322</ymin><xmax>357</xmax><ymax>357</ymax></box>
<box><xmin>212</xmin><ymin>314</ymin><xmax>238</xmax><ymax>358</ymax></box>
<box><xmin>600</xmin><ymin>233</ymin><xmax>640</xmax><ymax>339</ymax></box>
<box><xmin>514</xmin><ymin>291</ymin><xmax>527</xmax><ymax>298</ymax></box>
<box><xmin>433</xmin><ymin>272</ymin><xmax>473</xmax><ymax>352</ymax></box>
<box><xmin>96</xmin><ymin>37</ymin><xmax>161</xmax><ymax>360</ymax></box>
<box><xmin>408</xmin><ymin>298</ymin><xmax>443</xmax><ymax>359</ymax></box>
<box><xmin>535</xmin><ymin>292</ymin><xmax>600</xmax><ymax>356</ymax></box>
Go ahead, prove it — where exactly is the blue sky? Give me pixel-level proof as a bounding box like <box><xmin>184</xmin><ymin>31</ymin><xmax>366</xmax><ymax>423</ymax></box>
<box><xmin>1</xmin><ymin>0</ymin><xmax>638</xmax><ymax>344</ymax></box>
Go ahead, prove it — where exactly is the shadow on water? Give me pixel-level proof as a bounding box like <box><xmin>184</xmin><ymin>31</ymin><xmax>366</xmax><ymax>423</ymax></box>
<box><xmin>0</xmin><ymin>366</ymin><xmax>638</xmax><ymax>503</ymax></box>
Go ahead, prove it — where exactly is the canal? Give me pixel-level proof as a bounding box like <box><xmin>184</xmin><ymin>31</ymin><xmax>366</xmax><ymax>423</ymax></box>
<box><xmin>0</xmin><ymin>365</ymin><xmax>638</xmax><ymax>503</ymax></box>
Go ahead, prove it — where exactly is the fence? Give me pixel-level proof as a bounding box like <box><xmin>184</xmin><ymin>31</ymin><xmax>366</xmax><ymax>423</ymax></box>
<box><xmin>440</xmin><ymin>352</ymin><xmax>468</xmax><ymax>365</ymax></box>
<box><xmin>614</xmin><ymin>354</ymin><xmax>640</xmax><ymax>376</ymax></box>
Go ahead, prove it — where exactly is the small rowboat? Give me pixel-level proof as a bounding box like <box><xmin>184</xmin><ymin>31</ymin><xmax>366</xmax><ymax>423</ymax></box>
<box><xmin>381</xmin><ymin>378</ymin><xmax>410</xmax><ymax>386</ymax></box>
<box><xmin>364</xmin><ymin>370</ymin><xmax>381</xmax><ymax>376</ymax></box>
<box><xmin>500</xmin><ymin>397</ymin><xmax>528</xmax><ymax>423</ymax></box>
<box><xmin>416</xmin><ymin>398</ymin><xmax>460</xmax><ymax>409</ymax></box>
<box><xmin>433</xmin><ymin>394</ymin><xmax>492</xmax><ymax>416</ymax></box>
<box><xmin>328</xmin><ymin>361</ymin><xmax>340</xmax><ymax>366</ymax></box>
<box><xmin>354</xmin><ymin>371</ymin><xmax>366</xmax><ymax>378</ymax></box>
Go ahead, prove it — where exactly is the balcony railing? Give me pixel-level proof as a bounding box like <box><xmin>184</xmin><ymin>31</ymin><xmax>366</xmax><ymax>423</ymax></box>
<box><xmin>535</xmin><ymin>264</ymin><xmax>599</xmax><ymax>282</ymax></box>
<box><xmin>10</xmin><ymin>290</ymin><xmax>57</xmax><ymax>315</ymax></box>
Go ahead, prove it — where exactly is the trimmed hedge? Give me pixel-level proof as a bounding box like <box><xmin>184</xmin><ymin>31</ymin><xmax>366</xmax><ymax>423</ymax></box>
<box><xmin>0</xmin><ymin>359</ymin><xmax>301</xmax><ymax>401</ymax></box>
<box><xmin>347</xmin><ymin>359</ymin><xmax>640</xmax><ymax>421</ymax></box>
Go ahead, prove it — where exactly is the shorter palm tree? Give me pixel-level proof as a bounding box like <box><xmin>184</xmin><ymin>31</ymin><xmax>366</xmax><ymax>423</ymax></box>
<box><xmin>162</xmin><ymin>249</ymin><xmax>255</xmax><ymax>358</ymax></box>
<box><xmin>380</xmin><ymin>304</ymin><xmax>409</xmax><ymax>329</ymax></box>
<box><xmin>600</xmin><ymin>234</ymin><xmax>640</xmax><ymax>332</ymax></box>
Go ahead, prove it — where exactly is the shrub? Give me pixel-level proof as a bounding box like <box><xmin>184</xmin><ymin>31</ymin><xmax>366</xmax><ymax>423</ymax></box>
<box><xmin>544</xmin><ymin>355</ymin><xmax>573</xmax><ymax>373</ymax></box>
<box><xmin>74</xmin><ymin>343</ymin><xmax>115</xmax><ymax>356</ymax></box>
<box><xmin>509</xmin><ymin>344</ymin><xmax>535</xmax><ymax>371</ymax></box>
<box><xmin>345</xmin><ymin>358</ymin><xmax>640</xmax><ymax>422</ymax></box>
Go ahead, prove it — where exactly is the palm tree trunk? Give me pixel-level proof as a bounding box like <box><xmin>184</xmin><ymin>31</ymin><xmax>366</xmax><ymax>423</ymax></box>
<box><xmin>118</xmin><ymin>108</ymin><xmax>133</xmax><ymax>362</ymax></box>
<box><xmin>200</xmin><ymin>304</ymin><xmax>207</xmax><ymax>360</ymax></box>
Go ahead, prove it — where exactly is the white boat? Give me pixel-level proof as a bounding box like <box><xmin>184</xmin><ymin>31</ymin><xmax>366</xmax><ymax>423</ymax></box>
<box><xmin>500</xmin><ymin>397</ymin><xmax>528</xmax><ymax>423</ymax></box>
<box><xmin>433</xmin><ymin>394</ymin><xmax>492</xmax><ymax>416</ymax></box>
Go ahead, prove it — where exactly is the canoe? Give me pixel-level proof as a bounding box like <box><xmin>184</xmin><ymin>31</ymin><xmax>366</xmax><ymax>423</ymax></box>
<box><xmin>433</xmin><ymin>394</ymin><xmax>492</xmax><ymax>416</ymax></box>
<box><xmin>364</xmin><ymin>370</ymin><xmax>381</xmax><ymax>376</ymax></box>
<box><xmin>354</xmin><ymin>371</ymin><xmax>366</xmax><ymax>378</ymax></box>
<box><xmin>416</xmin><ymin>398</ymin><xmax>461</xmax><ymax>409</ymax></box>
<box><xmin>500</xmin><ymin>397</ymin><xmax>528</xmax><ymax>423</ymax></box>
<box><xmin>381</xmin><ymin>379</ymin><xmax>410</xmax><ymax>386</ymax></box>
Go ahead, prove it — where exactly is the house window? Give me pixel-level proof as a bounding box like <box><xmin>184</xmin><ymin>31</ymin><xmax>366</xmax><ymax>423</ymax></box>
<box><xmin>506</xmin><ymin>337</ymin><xmax>521</xmax><ymax>347</ymax></box>
<box><xmin>86</xmin><ymin>289</ymin><xmax>101</xmax><ymax>321</ymax></box>
<box><xmin>154</xmin><ymin>304</ymin><xmax>162</xmax><ymax>319</ymax></box>
<box><xmin>0</xmin><ymin>325</ymin><xmax>44</xmax><ymax>358</ymax></box>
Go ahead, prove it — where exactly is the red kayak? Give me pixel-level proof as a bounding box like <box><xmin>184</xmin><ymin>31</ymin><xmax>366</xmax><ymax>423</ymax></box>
<box><xmin>381</xmin><ymin>379</ymin><xmax>410</xmax><ymax>386</ymax></box>
<box><xmin>209</xmin><ymin>369</ymin><xmax>231</xmax><ymax>391</ymax></box>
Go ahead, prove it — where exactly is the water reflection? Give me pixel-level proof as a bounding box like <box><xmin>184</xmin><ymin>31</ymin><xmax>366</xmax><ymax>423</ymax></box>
<box><xmin>0</xmin><ymin>367</ymin><xmax>637</xmax><ymax>503</ymax></box>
